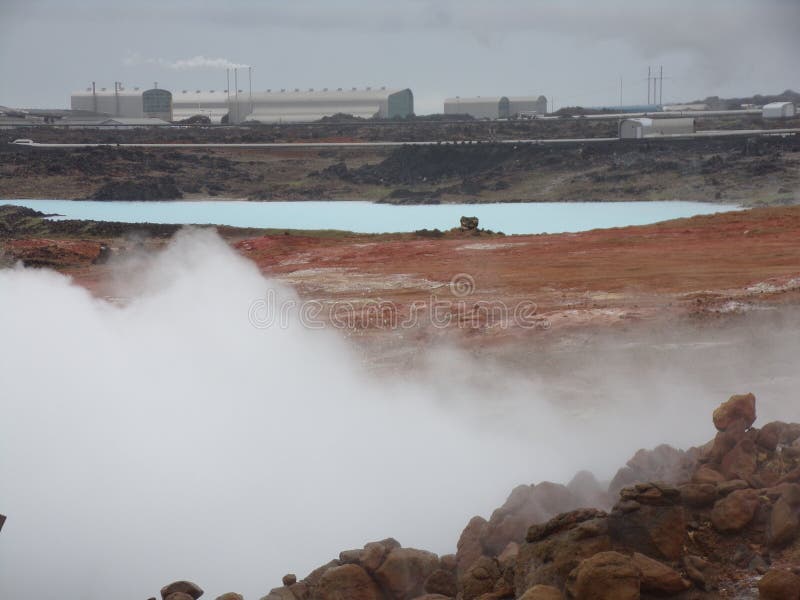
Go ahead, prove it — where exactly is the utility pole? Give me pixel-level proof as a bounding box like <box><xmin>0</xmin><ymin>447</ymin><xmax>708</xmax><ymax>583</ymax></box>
<box><xmin>647</xmin><ymin>67</ymin><xmax>651</xmax><ymax>104</ymax></box>
<box><xmin>659</xmin><ymin>65</ymin><xmax>664</xmax><ymax>105</ymax></box>
<box><xmin>620</xmin><ymin>76</ymin><xmax>623</xmax><ymax>106</ymax></box>
<box><xmin>248</xmin><ymin>66</ymin><xmax>253</xmax><ymax>117</ymax></box>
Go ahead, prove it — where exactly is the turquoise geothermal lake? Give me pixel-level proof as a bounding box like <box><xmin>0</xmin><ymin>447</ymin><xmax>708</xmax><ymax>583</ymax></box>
<box><xmin>3</xmin><ymin>199</ymin><xmax>741</xmax><ymax>235</ymax></box>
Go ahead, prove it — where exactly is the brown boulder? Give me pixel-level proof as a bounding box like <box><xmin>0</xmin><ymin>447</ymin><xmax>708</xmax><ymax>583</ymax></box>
<box><xmin>608</xmin><ymin>487</ymin><xmax>685</xmax><ymax>561</ymax></box>
<box><xmin>720</xmin><ymin>439</ymin><xmax>758</xmax><ymax>481</ymax></box>
<box><xmin>519</xmin><ymin>585</ymin><xmax>564</xmax><ymax>600</ymax></box>
<box><xmin>316</xmin><ymin>564</ymin><xmax>382</xmax><ymax>600</ymax></box>
<box><xmin>631</xmin><ymin>552</ymin><xmax>690</xmax><ymax>595</ymax></box>
<box><xmin>303</xmin><ymin>560</ymin><xmax>340</xmax><ymax>587</ymax></box>
<box><xmin>758</xmin><ymin>568</ymin><xmax>800</xmax><ymax>600</ymax></box>
<box><xmin>692</xmin><ymin>465</ymin><xmax>726</xmax><ymax>485</ymax></box>
<box><xmin>261</xmin><ymin>586</ymin><xmax>296</xmax><ymax>600</ymax></box>
<box><xmin>679</xmin><ymin>483</ymin><xmax>717</xmax><ymax>507</ymax></box>
<box><xmin>565</xmin><ymin>551</ymin><xmax>640</xmax><ymax>600</ymax></box>
<box><xmin>161</xmin><ymin>582</ymin><xmax>204</xmax><ymax>600</ymax></box>
<box><xmin>282</xmin><ymin>574</ymin><xmax>297</xmax><ymax>586</ymax></box>
<box><xmin>423</xmin><ymin>569</ymin><xmax>457</xmax><ymax>597</ymax></box>
<box><xmin>767</xmin><ymin>487</ymin><xmax>800</xmax><ymax>548</ymax></box>
<box><xmin>165</xmin><ymin>594</ymin><xmax>195</xmax><ymax>600</ymax></box>
<box><xmin>757</xmin><ymin>422</ymin><xmax>786</xmax><ymax>451</ymax></box>
<box><xmin>375</xmin><ymin>548</ymin><xmax>440</xmax><ymax>600</ymax></box>
<box><xmin>609</xmin><ymin>445</ymin><xmax>693</xmax><ymax>496</ymax></box>
<box><xmin>710</xmin><ymin>488</ymin><xmax>760</xmax><ymax>532</ymax></box>
<box><xmin>458</xmin><ymin>556</ymin><xmax>501</xmax><ymax>600</ymax></box>
<box><xmin>483</xmin><ymin>482</ymin><xmax>581</xmax><ymax>555</ymax></box>
<box><xmin>457</xmin><ymin>516</ymin><xmax>488</xmax><ymax>575</ymax></box>
<box><xmin>215</xmin><ymin>594</ymin><xmax>243</xmax><ymax>600</ymax></box>
<box><xmin>516</xmin><ymin>509</ymin><xmax>610</xmax><ymax>593</ymax></box>
<box><xmin>712</xmin><ymin>393</ymin><xmax>756</xmax><ymax>432</ymax></box>
<box><xmin>682</xmin><ymin>555</ymin><xmax>717</xmax><ymax>592</ymax></box>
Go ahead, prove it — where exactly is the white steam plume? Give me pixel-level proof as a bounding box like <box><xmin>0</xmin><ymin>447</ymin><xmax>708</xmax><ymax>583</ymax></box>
<box><xmin>124</xmin><ymin>52</ymin><xmax>249</xmax><ymax>70</ymax></box>
<box><xmin>0</xmin><ymin>229</ymin><xmax>797</xmax><ymax>600</ymax></box>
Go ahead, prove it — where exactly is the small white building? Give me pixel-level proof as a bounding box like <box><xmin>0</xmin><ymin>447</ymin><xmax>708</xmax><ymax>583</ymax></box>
<box><xmin>619</xmin><ymin>117</ymin><xmax>695</xmax><ymax>139</ymax></box>
<box><xmin>762</xmin><ymin>102</ymin><xmax>796</xmax><ymax>119</ymax></box>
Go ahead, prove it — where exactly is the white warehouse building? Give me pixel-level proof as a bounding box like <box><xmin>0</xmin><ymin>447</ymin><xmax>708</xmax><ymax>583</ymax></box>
<box><xmin>172</xmin><ymin>87</ymin><xmax>414</xmax><ymax>124</ymax></box>
<box><xmin>619</xmin><ymin>117</ymin><xmax>695</xmax><ymax>139</ymax></box>
<box><xmin>444</xmin><ymin>95</ymin><xmax>547</xmax><ymax>119</ymax></box>
<box><xmin>762</xmin><ymin>102</ymin><xmax>796</xmax><ymax>119</ymax></box>
<box><xmin>71</xmin><ymin>85</ymin><xmax>173</xmax><ymax>121</ymax></box>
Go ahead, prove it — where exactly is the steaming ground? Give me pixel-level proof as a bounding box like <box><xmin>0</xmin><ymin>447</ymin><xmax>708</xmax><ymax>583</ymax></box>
<box><xmin>0</xmin><ymin>229</ymin><xmax>797</xmax><ymax>600</ymax></box>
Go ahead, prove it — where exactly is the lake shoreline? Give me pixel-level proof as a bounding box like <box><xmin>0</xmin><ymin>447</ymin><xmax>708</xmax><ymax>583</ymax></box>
<box><xmin>1</xmin><ymin>199</ymin><xmax>743</xmax><ymax>235</ymax></box>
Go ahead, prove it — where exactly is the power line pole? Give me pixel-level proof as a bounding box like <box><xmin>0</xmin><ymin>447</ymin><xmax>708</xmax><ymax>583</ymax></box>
<box><xmin>647</xmin><ymin>66</ymin><xmax>651</xmax><ymax>104</ymax></box>
<box><xmin>659</xmin><ymin>65</ymin><xmax>664</xmax><ymax>105</ymax></box>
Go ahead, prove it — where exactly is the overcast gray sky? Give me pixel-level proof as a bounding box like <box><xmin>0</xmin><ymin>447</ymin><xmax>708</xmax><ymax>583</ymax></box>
<box><xmin>1</xmin><ymin>0</ymin><xmax>798</xmax><ymax>114</ymax></box>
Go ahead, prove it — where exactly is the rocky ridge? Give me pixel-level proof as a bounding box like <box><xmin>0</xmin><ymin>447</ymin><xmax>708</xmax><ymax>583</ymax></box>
<box><xmin>150</xmin><ymin>394</ymin><xmax>799</xmax><ymax>600</ymax></box>
<box><xmin>228</xmin><ymin>393</ymin><xmax>798</xmax><ymax>600</ymax></box>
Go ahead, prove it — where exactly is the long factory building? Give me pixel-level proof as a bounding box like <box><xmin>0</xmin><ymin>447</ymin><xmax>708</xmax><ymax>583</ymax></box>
<box><xmin>70</xmin><ymin>84</ymin><xmax>414</xmax><ymax>124</ymax></box>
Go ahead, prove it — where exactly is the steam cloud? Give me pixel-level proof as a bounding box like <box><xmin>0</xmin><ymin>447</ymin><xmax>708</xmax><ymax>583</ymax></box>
<box><xmin>0</xmin><ymin>229</ymin><xmax>797</xmax><ymax>600</ymax></box>
<box><xmin>124</xmin><ymin>52</ymin><xmax>249</xmax><ymax>70</ymax></box>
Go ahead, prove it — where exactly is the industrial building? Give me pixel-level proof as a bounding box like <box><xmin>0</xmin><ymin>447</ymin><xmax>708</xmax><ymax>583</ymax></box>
<box><xmin>70</xmin><ymin>85</ymin><xmax>173</xmax><ymax>121</ymax></box>
<box><xmin>444</xmin><ymin>95</ymin><xmax>548</xmax><ymax>119</ymax></box>
<box><xmin>619</xmin><ymin>117</ymin><xmax>695</xmax><ymax>139</ymax></box>
<box><xmin>444</xmin><ymin>97</ymin><xmax>509</xmax><ymax>119</ymax></box>
<box><xmin>172</xmin><ymin>87</ymin><xmax>414</xmax><ymax>124</ymax></box>
<box><xmin>762</xmin><ymin>102</ymin><xmax>796</xmax><ymax>119</ymax></box>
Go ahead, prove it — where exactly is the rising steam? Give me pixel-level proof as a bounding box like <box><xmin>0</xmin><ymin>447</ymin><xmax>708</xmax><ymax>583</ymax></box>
<box><xmin>0</xmin><ymin>229</ymin><xmax>797</xmax><ymax>600</ymax></box>
<box><xmin>124</xmin><ymin>52</ymin><xmax>249</xmax><ymax>70</ymax></box>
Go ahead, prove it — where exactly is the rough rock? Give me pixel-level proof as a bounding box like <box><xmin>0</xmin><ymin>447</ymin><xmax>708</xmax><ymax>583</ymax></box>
<box><xmin>565</xmin><ymin>551</ymin><xmax>641</xmax><ymax>600</ymax></box>
<box><xmin>458</xmin><ymin>555</ymin><xmax>501</xmax><ymax>600</ymax></box>
<box><xmin>720</xmin><ymin>439</ymin><xmax>758</xmax><ymax>481</ymax></box>
<box><xmin>692</xmin><ymin>465</ymin><xmax>726</xmax><ymax>485</ymax></box>
<box><xmin>316</xmin><ymin>564</ymin><xmax>382</xmax><ymax>600</ymax></box>
<box><xmin>456</xmin><ymin>516</ymin><xmax>488</xmax><ymax>575</ymax></box>
<box><xmin>757</xmin><ymin>568</ymin><xmax>800</xmax><ymax>600</ymax></box>
<box><xmin>516</xmin><ymin>509</ymin><xmax>610</xmax><ymax>593</ymax></box>
<box><xmin>165</xmin><ymin>594</ymin><xmax>195</xmax><ymax>600</ymax></box>
<box><xmin>215</xmin><ymin>594</ymin><xmax>243</xmax><ymax>600</ymax></box>
<box><xmin>0</xmin><ymin>514</ymin><xmax>5</xmax><ymax>532</ymax></box>
<box><xmin>679</xmin><ymin>483</ymin><xmax>717</xmax><ymax>507</ymax></box>
<box><xmin>767</xmin><ymin>485</ymin><xmax>800</xmax><ymax>547</ymax></box>
<box><xmin>710</xmin><ymin>488</ymin><xmax>760</xmax><ymax>532</ymax></box>
<box><xmin>423</xmin><ymin>569</ymin><xmax>457</xmax><ymax>597</ymax></box>
<box><xmin>608</xmin><ymin>484</ymin><xmax>685</xmax><ymax>561</ymax></box>
<box><xmin>460</xmin><ymin>216</ymin><xmax>479</xmax><ymax>231</ymax></box>
<box><xmin>609</xmin><ymin>445</ymin><xmax>694</xmax><ymax>496</ymax></box>
<box><xmin>483</xmin><ymin>482</ymin><xmax>583</xmax><ymax>556</ymax></box>
<box><xmin>631</xmin><ymin>552</ymin><xmax>690</xmax><ymax>595</ymax></box>
<box><xmin>518</xmin><ymin>585</ymin><xmax>564</xmax><ymax>600</ymax></box>
<box><xmin>682</xmin><ymin>555</ymin><xmax>717</xmax><ymax>592</ymax></box>
<box><xmin>303</xmin><ymin>560</ymin><xmax>340</xmax><ymax>587</ymax></box>
<box><xmin>89</xmin><ymin>176</ymin><xmax>183</xmax><ymax>201</ymax></box>
<box><xmin>375</xmin><ymin>548</ymin><xmax>440</xmax><ymax>600</ymax></box>
<box><xmin>161</xmin><ymin>581</ymin><xmax>204</xmax><ymax>600</ymax></box>
<box><xmin>261</xmin><ymin>586</ymin><xmax>296</xmax><ymax>600</ymax></box>
<box><xmin>282</xmin><ymin>574</ymin><xmax>297</xmax><ymax>586</ymax></box>
<box><xmin>712</xmin><ymin>393</ymin><xmax>756</xmax><ymax>432</ymax></box>
<box><xmin>757</xmin><ymin>422</ymin><xmax>786</xmax><ymax>452</ymax></box>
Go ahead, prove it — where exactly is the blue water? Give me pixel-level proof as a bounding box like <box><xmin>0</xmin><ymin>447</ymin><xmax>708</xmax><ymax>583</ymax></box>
<box><xmin>2</xmin><ymin>199</ymin><xmax>741</xmax><ymax>235</ymax></box>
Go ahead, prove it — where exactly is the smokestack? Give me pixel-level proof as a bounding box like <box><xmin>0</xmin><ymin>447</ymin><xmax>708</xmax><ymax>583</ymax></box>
<box><xmin>234</xmin><ymin>68</ymin><xmax>239</xmax><ymax>123</ymax></box>
<box><xmin>92</xmin><ymin>81</ymin><xmax>97</xmax><ymax>113</ymax></box>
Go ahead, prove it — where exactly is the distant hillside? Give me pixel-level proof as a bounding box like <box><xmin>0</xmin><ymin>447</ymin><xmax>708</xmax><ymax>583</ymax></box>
<box><xmin>691</xmin><ymin>89</ymin><xmax>799</xmax><ymax>110</ymax></box>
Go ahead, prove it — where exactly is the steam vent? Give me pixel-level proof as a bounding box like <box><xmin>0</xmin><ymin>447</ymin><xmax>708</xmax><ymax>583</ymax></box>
<box><xmin>147</xmin><ymin>393</ymin><xmax>800</xmax><ymax>600</ymax></box>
